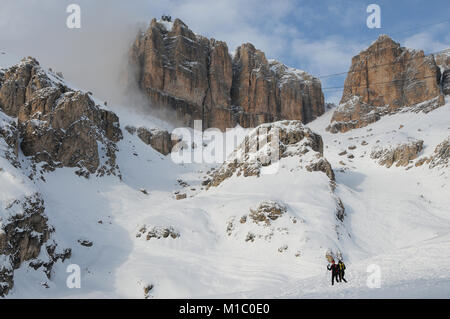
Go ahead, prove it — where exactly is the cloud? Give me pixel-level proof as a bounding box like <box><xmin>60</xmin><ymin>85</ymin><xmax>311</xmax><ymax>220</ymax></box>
<box><xmin>403</xmin><ymin>30</ymin><xmax>449</xmax><ymax>53</ymax></box>
<box><xmin>0</xmin><ymin>0</ymin><xmax>303</xmax><ymax>103</ymax></box>
<box><xmin>1</xmin><ymin>0</ymin><xmax>446</xmax><ymax>107</ymax></box>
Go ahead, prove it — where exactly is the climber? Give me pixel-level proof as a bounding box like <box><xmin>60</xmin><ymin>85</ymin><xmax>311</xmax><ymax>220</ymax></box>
<box><xmin>327</xmin><ymin>259</ymin><xmax>340</xmax><ymax>285</ymax></box>
<box><xmin>338</xmin><ymin>259</ymin><xmax>347</xmax><ymax>283</ymax></box>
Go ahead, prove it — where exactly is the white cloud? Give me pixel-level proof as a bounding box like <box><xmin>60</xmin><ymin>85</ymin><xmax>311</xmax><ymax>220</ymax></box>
<box><xmin>1</xmin><ymin>0</ymin><xmax>446</xmax><ymax>106</ymax></box>
<box><xmin>403</xmin><ymin>31</ymin><xmax>449</xmax><ymax>53</ymax></box>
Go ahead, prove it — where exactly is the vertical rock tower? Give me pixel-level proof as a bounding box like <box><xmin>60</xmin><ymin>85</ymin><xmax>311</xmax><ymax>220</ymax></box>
<box><xmin>129</xmin><ymin>17</ymin><xmax>324</xmax><ymax>131</ymax></box>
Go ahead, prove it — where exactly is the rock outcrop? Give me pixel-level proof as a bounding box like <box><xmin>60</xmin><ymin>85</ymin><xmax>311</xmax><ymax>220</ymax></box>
<box><xmin>230</xmin><ymin>44</ymin><xmax>324</xmax><ymax>127</ymax></box>
<box><xmin>429</xmin><ymin>137</ymin><xmax>450</xmax><ymax>168</ymax></box>
<box><xmin>370</xmin><ymin>140</ymin><xmax>424</xmax><ymax>168</ymax></box>
<box><xmin>208</xmin><ymin>120</ymin><xmax>334</xmax><ymax>187</ymax></box>
<box><xmin>248</xmin><ymin>201</ymin><xmax>287</xmax><ymax>225</ymax></box>
<box><xmin>136</xmin><ymin>225</ymin><xmax>180</xmax><ymax>240</ymax></box>
<box><xmin>415</xmin><ymin>137</ymin><xmax>450</xmax><ymax>169</ymax></box>
<box><xmin>326</xmin><ymin>96</ymin><xmax>382</xmax><ymax>134</ymax></box>
<box><xmin>0</xmin><ymin>193</ymin><xmax>71</xmax><ymax>297</ymax></box>
<box><xmin>125</xmin><ymin>125</ymin><xmax>175</xmax><ymax>155</ymax></box>
<box><xmin>434</xmin><ymin>49</ymin><xmax>450</xmax><ymax>70</ymax></box>
<box><xmin>129</xmin><ymin>18</ymin><xmax>324</xmax><ymax>131</ymax></box>
<box><xmin>328</xmin><ymin>35</ymin><xmax>445</xmax><ymax>133</ymax></box>
<box><xmin>435</xmin><ymin>49</ymin><xmax>450</xmax><ymax>96</ymax></box>
<box><xmin>0</xmin><ymin>57</ymin><xmax>122</xmax><ymax>177</ymax></box>
<box><xmin>0</xmin><ymin>194</ymin><xmax>52</xmax><ymax>296</ymax></box>
<box><xmin>137</xmin><ymin>127</ymin><xmax>173</xmax><ymax>156</ymax></box>
<box><xmin>442</xmin><ymin>69</ymin><xmax>450</xmax><ymax>96</ymax></box>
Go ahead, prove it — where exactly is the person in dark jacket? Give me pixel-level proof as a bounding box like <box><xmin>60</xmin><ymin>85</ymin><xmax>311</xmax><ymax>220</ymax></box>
<box><xmin>327</xmin><ymin>260</ymin><xmax>339</xmax><ymax>285</ymax></box>
<box><xmin>338</xmin><ymin>259</ymin><xmax>347</xmax><ymax>283</ymax></box>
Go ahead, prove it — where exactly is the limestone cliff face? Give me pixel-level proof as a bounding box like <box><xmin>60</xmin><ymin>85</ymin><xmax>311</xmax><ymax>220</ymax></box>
<box><xmin>0</xmin><ymin>58</ymin><xmax>122</xmax><ymax>178</ymax></box>
<box><xmin>231</xmin><ymin>44</ymin><xmax>324</xmax><ymax>126</ymax></box>
<box><xmin>340</xmin><ymin>35</ymin><xmax>442</xmax><ymax>108</ymax></box>
<box><xmin>130</xmin><ymin>18</ymin><xmax>324</xmax><ymax>131</ymax></box>
<box><xmin>328</xmin><ymin>35</ymin><xmax>445</xmax><ymax>133</ymax></box>
<box><xmin>0</xmin><ymin>193</ymin><xmax>71</xmax><ymax>296</ymax></box>
<box><xmin>434</xmin><ymin>49</ymin><xmax>450</xmax><ymax>95</ymax></box>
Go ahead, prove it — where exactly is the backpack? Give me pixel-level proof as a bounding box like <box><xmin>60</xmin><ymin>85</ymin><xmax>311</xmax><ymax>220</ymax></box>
<box><xmin>339</xmin><ymin>262</ymin><xmax>345</xmax><ymax>271</ymax></box>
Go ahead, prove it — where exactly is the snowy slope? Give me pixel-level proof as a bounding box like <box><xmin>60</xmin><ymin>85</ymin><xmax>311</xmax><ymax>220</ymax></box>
<box><xmin>7</xmin><ymin>120</ymin><xmax>350</xmax><ymax>298</ymax></box>
<box><xmin>1</xmin><ymin>49</ymin><xmax>450</xmax><ymax>298</ymax></box>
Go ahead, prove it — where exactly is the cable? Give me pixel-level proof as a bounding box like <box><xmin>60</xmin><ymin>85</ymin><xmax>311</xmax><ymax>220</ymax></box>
<box><xmin>309</xmin><ymin>18</ymin><xmax>450</xmax><ymax>65</ymax></box>
<box><xmin>318</xmin><ymin>47</ymin><xmax>449</xmax><ymax>79</ymax></box>
<box><xmin>322</xmin><ymin>74</ymin><xmax>439</xmax><ymax>91</ymax></box>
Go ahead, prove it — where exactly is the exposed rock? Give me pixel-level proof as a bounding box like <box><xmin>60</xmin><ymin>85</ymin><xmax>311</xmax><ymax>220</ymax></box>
<box><xmin>305</xmin><ymin>157</ymin><xmax>335</xmax><ymax>181</ymax></box>
<box><xmin>136</xmin><ymin>127</ymin><xmax>173</xmax><ymax>155</ymax></box>
<box><xmin>176</xmin><ymin>193</ymin><xmax>187</xmax><ymax>200</ymax></box>
<box><xmin>201</xmin><ymin>179</ymin><xmax>211</xmax><ymax>186</ymax></box>
<box><xmin>370</xmin><ymin>140</ymin><xmax>424</xmax><ymax>168</ymax></box>
<box><xmin>137</xmin><ymin>226</ymin><xmax>180</xmax><ymax>240</ymax></box>
<box><xmin>442</xmin><ymin>69</ymin><xmax>450</xmax><ymax>95</ymax></box>
<box><xmin>341</xmin><ymin>35</ymin><xmax>442</xmax><ymax>109</ymax></box>
<box><xmin>177</xmin><ymin>179</ymin><xmax>189</xmax><ymax>187</ymax></box>
<box><xmin>245</xmin><ymin>232</ymin><xmax>256</xmax><ymax>242</ymax></box>
<box><xmin>248</xmin><ymin>201</ymin><xmax>287</xmax><ymax>225</ymax></box>
<box><xmin>78</xmin><ymin>239</ymin><xmax>93</xmax><ymax>247</ymax></box>
<box><xmin>208</xmin><ymin>121</ymin><xmax>334</xmax><ymax>187</ymax></box>
<box><xmin>29</xmin><ymin>244</ymin><xmax>71</xmax><ymax>280</ymax></box>
<box><xmin>124</xmin><ymin>125</ymin><xmax>137</xmax><ymax>135</ymax></box>
<box><xmin>0</xmin><ymin>57</ymin><xmax>52</xmax><ymax>117</ymax></box>
<box><xmin>0</xmin><ymin>57</ymin><xmax>123</xmax><ymax>178</ymax></box>
<box><xmin>326</xmin><ymin>96</ymin><xmax>383</xmax><ymax>133</ymax></box>
<box><xmin>231</xmin><ymin>44</ymin><xmax>324</xmax><ymax>126</ymax></box>
<box><xmin>434</xmin><ymin>49</ymin><xmax>450</xmax><ymax>95</ymax></box>
<box><xmin>129</xmin><ymin>18</ymin><xmax>324</xmax><ymax>131</ymax></box>
<box><xmin>0</xmin><ymin>193</ymin><xmax>67</xmax><ymax>296</ymax></box>
<box><xmin>428</xmin><ymin>137</ymin><xmax>450</xmax><ymax>168</ymax></box>
<box><xmin>0</xmin><ymin>115</ymin><xmax>20</xmax><ymax>167</ymax></box>
<box><xmin>335</xmin><ymin>198</ymin><xmax>345</xmax><ymax>222</ymax></box>
<box><xmin>328</xmin><ymin>36</ymin><xmax>444</xmax><ymax>133</ymax></box>
<box><xmin>434</xmin><ymin>49</ymin><xmax>450</xmax><ymax>70</ymax></box>
<box><xmin>277</xmin><ymin>245</ymin><xmax>288</xmax><ymax>253</ymax></box>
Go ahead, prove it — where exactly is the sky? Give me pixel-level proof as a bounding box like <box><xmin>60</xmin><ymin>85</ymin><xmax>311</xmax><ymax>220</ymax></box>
<box><xmin>0</xmin><ymin>0</ymin><xmax>449</xmax><ymax>104</ymax></box>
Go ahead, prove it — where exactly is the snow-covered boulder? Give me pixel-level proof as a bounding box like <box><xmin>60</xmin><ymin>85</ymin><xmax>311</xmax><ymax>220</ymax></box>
<box><xmin>370</xmin><ymin>140</ymin><xmax>424</xmax><ymax>168</ymax></box>
<box><xmin>415</xmin><ymin>137</ymin><xmax>450</xmax><ymax>169</ymax></box>
<box><xmin>208</xmin><ymin>120</ymin><xmax>334</xmax><ymax>187</ymax></box>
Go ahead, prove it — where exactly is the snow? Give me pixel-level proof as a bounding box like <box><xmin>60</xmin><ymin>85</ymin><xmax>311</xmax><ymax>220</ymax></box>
<box><xmin>157</xmin><ymin>20</ymin><xmax>174</xmax><ymax>32</ymax></box>
<box><xmin>268</xmin><ymin>59</ymin><xmax>317</xmax><ymax>86</ymax></box>
<box><xmin>1</xmin><ymin>54</ymin><xmax>450</xmax><ymax>298</ymax></box>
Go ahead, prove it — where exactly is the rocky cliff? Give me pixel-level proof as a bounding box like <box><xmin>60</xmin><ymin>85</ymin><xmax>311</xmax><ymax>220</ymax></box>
<box><xmin>207</xmin><ymin>120</ymin><xmax>334</xmax><ymax>188</ymax></box>
<box><xmin>0</xmin><ymin>193</ymin><xmax>71</xmax><ymax>296</ymax></box>
<box><xmin>434</xmin><ymin>49</ymin><xmax>450</xmax><ymax>96</ymax></box>
<box><xmin>129</xmin><ymin>18</ymin><xmax>324</xmax><ymax>131</ymax></box>
<box><xmin>0</xmin><ymin>57</ymin><xmax>123</xmax><ymax>178</ymax></box>
<box><xmin>327</xmin><ymin>35</ymin><xmax>445</xmax><ymax>133</ymax></box>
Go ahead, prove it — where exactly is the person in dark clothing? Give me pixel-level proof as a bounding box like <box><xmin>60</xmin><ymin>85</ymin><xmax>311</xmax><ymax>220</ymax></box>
<box><xmin>338</xmin><ymin>260</ymin><xmax>347</xmax><ymax>283</ymax></box>
<box><xmin>327</xmin><ymin>260</ymin><xmax>340</xmax><ymax>285</ymax></box>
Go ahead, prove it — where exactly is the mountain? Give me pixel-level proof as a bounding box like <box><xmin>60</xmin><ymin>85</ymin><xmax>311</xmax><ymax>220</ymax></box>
<box><xmin>327</xmin><ymin>35</ymin><xmax>446</xmax><ymax>133</ymax></box>
<box><xmin>435</xmin><ymin>48</ymin><xmax>450</xmax><ymax>95</ymax></box>
<box><xmin>129</xmin><ymin>18</ymin><xmax>324</xmax><ymax>131</ymax></box>
<box><xmin>0</xmin><ymin>34</ymin><xmax>450</xmax><ymax>298</ymax></box>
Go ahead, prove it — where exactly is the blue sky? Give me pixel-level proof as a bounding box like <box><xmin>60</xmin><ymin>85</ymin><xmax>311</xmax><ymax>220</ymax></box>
<box><xmin>1</xmin><ymin>0</ymin><xmax>449</xmax><ymax>103</ymax></box>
